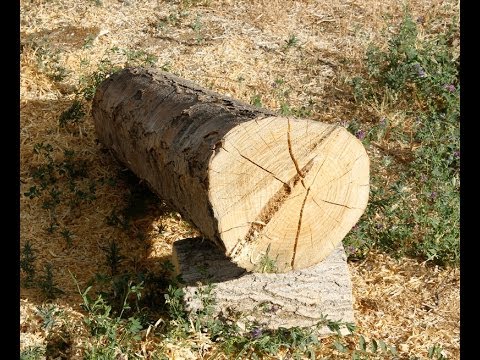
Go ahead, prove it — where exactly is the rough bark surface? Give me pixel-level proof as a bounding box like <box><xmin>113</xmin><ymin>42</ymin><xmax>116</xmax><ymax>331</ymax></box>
<box><xmin>92</xmin><ymin>67</ymin><xmax>369</xmax><ymax>272</ymax></box>
<box><xmin>173</xmin><ymin>237</ymin><xmax>354</xmax><ymax>333</ymax></box>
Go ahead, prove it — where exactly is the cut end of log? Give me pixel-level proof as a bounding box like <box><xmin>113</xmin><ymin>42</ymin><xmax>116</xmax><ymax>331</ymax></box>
<box><xmin>209</xmin><ymin>116</ymin><xmax>369</xmax><ymax>272</ymax></box>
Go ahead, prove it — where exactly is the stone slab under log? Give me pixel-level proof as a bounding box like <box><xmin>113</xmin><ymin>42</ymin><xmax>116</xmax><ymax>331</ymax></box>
<box><xmin>172</xmin><ymin>237</ymin><xmax>354</xmax><ymax>334</ymax></box>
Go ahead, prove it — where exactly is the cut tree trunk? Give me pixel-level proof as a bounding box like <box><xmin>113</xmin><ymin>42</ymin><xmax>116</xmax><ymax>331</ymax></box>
<box><xmin>92</xmin><ymin>67</ymin><xmax>369</xmax><ymax>272</ymax></box>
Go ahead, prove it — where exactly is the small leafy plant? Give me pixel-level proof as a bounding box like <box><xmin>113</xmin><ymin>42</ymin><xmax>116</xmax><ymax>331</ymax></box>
<box><xmin>74</xmin><ymin>275</ymin><xmax>146</xmax><ymax>358</ymax></box>
<box><xmin>285</xmin><ymin>34</ymin><xmax>299</xmax><ymax>48</ymax></box>
<box><xmin>25</xmin><ymin>144</ymin><xmax>96</xmax><ymax>234</ymax></box>
<box><xmin>38</xmin><ymin>263</ymin><xmax>64</xmax><ymax>300</ymax></box>
<box><xmin>80</xmin><ymin>57</ymin><xmax>121</xmax><ymax>100</ymax></box>
<box><xmin>59</xmin><ymin>99</ymin><xmax>85</xmax><ymax>128</ymax></box>
<box><xmin>251</xmin><ymin>94</ymin><xmax>263</xmax><ymax>108</ymax></box>
<box><xmin>20</xmin><ymin>240</ymin><xmax>37</xmax><ymax>287</ymax></box>
<box><xmin>20</xmin><ymin>346</ymin><xmax>46</xmax><ymax>360</ymax></box>
<box><xmin>256</xmin><ymin>244</ymin><xmax>278</xmax><ymax>273</ymax></box>
<box><xmin>100</xmin><ymin>239</ymin><xmax>125</xmax><ymax>277</ymax></box>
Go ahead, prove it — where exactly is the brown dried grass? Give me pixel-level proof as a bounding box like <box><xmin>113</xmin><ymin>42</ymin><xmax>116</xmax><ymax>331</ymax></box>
<box><xmin>20</xmin><ymin>0</ymin><xmax>459</xmax><ymax>358</ymax></box>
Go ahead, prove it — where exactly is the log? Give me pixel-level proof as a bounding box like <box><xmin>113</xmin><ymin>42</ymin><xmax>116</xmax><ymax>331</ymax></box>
<box><xmin>173</xmin><ymin>237</ymin><xmax>354</xmax><ymax>333</ymax></box>
<box><xmin>92</xmin><ymin>67</ymin><xmax>369</xmax><ymax>272</ymax></box>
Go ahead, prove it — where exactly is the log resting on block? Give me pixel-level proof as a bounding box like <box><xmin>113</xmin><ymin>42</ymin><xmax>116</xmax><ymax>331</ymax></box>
<box><xmin>173</xmin><ymin>237</ymin><xmax>355</xmax><ymax>334</ymax></box>
<box><xmin>92</xmin><ymin>67</ymin><xmax>369</xmax><ymax>272</ymax></box>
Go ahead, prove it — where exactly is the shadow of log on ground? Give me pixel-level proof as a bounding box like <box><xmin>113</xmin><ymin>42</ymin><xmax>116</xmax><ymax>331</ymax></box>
<box><xmin>20</xmin><ymin>97</ymin><xmax>199</xmax><ymax>313</ymax></box>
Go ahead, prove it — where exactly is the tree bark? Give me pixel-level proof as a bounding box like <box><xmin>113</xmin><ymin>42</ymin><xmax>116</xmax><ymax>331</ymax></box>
<box><xmin>92</xmin><ymin>67</ymin><xmax>369</xmax><ymax>272</ymax></box>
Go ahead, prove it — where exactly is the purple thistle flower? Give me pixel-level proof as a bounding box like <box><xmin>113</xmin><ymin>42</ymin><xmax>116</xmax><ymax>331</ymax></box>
<box><xmin>379</xmin><ymin>118</ymin><xmax>387</xmax><ymax>126</ymax></box>
<box><xmin>356</xmin><ymin>130</ymin><xmax>366</xmax><ymax>140</ymax></box>
<box><xmin>271</xmin><ymin>304</ymin><xmax>280</xmax><ymax>312</ymax></box>
<box><xmin>453</xmin><ymin>150</ymin><xmax>460</xmax><ymax>159</ymax></box>
<box><xmin>251</xmin><ymin>327</ymin><xmax>263</xmax><ymax>338</ymax></box>
<box><xmin>444</xmin><ymin>84</ymin><xmax>456</xmax><ymax>92</ymax></box>
<box><xmin>346</xmin><ymin>245</ymin><xmax>356</xmax><ymax>255</ymax></box>
<box><xmin>413</xmin><ymin>63</ymin><xmax>426</xmax><ymax>78</ymax></box>
<box><xmin>430</xmin><ymin>191</ymin><xmax>437</xmax><ymax>200</ymax></box>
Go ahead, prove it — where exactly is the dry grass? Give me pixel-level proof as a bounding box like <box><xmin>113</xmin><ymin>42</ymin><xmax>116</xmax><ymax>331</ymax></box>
<box><xmin>20</xmin><ymin>0</ymin><xmax>459</xmax><ymax>358</ymax></box>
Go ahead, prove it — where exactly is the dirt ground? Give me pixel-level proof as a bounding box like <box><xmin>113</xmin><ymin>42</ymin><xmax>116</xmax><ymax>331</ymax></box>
<box><xmin>20</xmin><ymin>0</ymin><xmax>459</xmax><ymax>358</ymax></box>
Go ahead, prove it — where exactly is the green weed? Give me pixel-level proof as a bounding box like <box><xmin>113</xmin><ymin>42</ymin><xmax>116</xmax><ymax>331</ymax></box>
<box><xmin>256</xmin><ymin>244</ymin><xmax>278</xmax><ymax>273</ymax></box>
<box><xmin>165</xmin><ymin>283</ymin><xmax>188</xmax><ymax>324</ymax></box>
<box><xmin>23</xmin><ymin>185</ymin><xmax>40</xmax><ymax>199</ymax></box>
<box><xmin>83</xmin><ymin>34</ymin><xmax>96</xmax><ymax>49</ymax></box>
<box><xmin>70</xmin><ymin>271</ymin><xmax>158</xmax><ymax>358</ymax></box>
<box><xmin>20</xmin><ymin>346</ymin><xmax>45</xmax><ymax>360</ymax></box>
<box><xmin>181</xmin><ymin>0</ymin><xmax>210</xmax><ymax>7</ymax></box>
<box><xmin>59</xmin><ymin>100</ymin><xmax>85</xmax><ymax>128</ymax></box>
<box><xmin>80</xmin><ymin>58</ymin><xmax>121</xmax><ymax>100</ymax></box>
<box><xmin>161</xmin><ymin>62</ymin><xmax>172</xmax><ymax>72</ymax></box>
<box><xmin>20</xmin><ymin>240</ymin><xmax>37</xmax><ymax>288</ymax></box>
<box><xmin>34</xmin><ymin>304</ymin><xmax>74</xmax><ymax>358</ymax></box>
<box><xmin>344</xmin><ymin>8</ymin><xmax>459</xmax><ymax>266</ymax></box>
<box><xmin>285</xmin><ymin>34</ymin><xmax>299</xmax><ymax>48</ymax></box>
<box><xmin>190</xmin><ymin>13</ymin><xmax>204</xmax><ymax>43</ymax></box>
<box><xmin>38</xmin><ymin>263</ymin><xmax>64</xmax><ymax>300</ymax></box>
<box><xmin>36</xmin><ymin>304</ymin><xmax>61</xmax><ymax>332</ymax></box>
<box><xmin>100</xmin><ymin>239</ymin><xmax>125</xmax><ymax>277</ymax></box>
<box><xmin>348</xmin><ymin>334</ymin><xmax>398</xmax><ymax>359</ymax></box>
<box><xmin>124</xmin><ymin>48</ymin><xmax>158</xmax><ymax>67</ymax></box>
<box><xmin>251</xmin><ymin>94</ymin><xmax>262</xmax><ymax>107</ymax></box>
<box><xmin>60</xmin><ymin>227</ymin><xmax>74</xmax><ymax>248</ymax></box>
<box><xmin>89</xmin><ymin>0</ymin><xmax>103</xmax><ymax>6</ymax></box>
<box><xmin>25</xmin><ymin>145</ymin><xmax>95</xmax><ymax>234</ymax></box>
<box><xmin>428</xmin><ymin>343</ymin><xmax>448</xmax><ymax>359</ymax></box>
<box><xmin>25</xmin><ymin>35</ymin><xmax>69</xmax><ymax>82</ymax></box>
<box><xmin>273</xmin><ymin>79</ymin><xmax>313</xmax><ymax>118</ymax></box>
